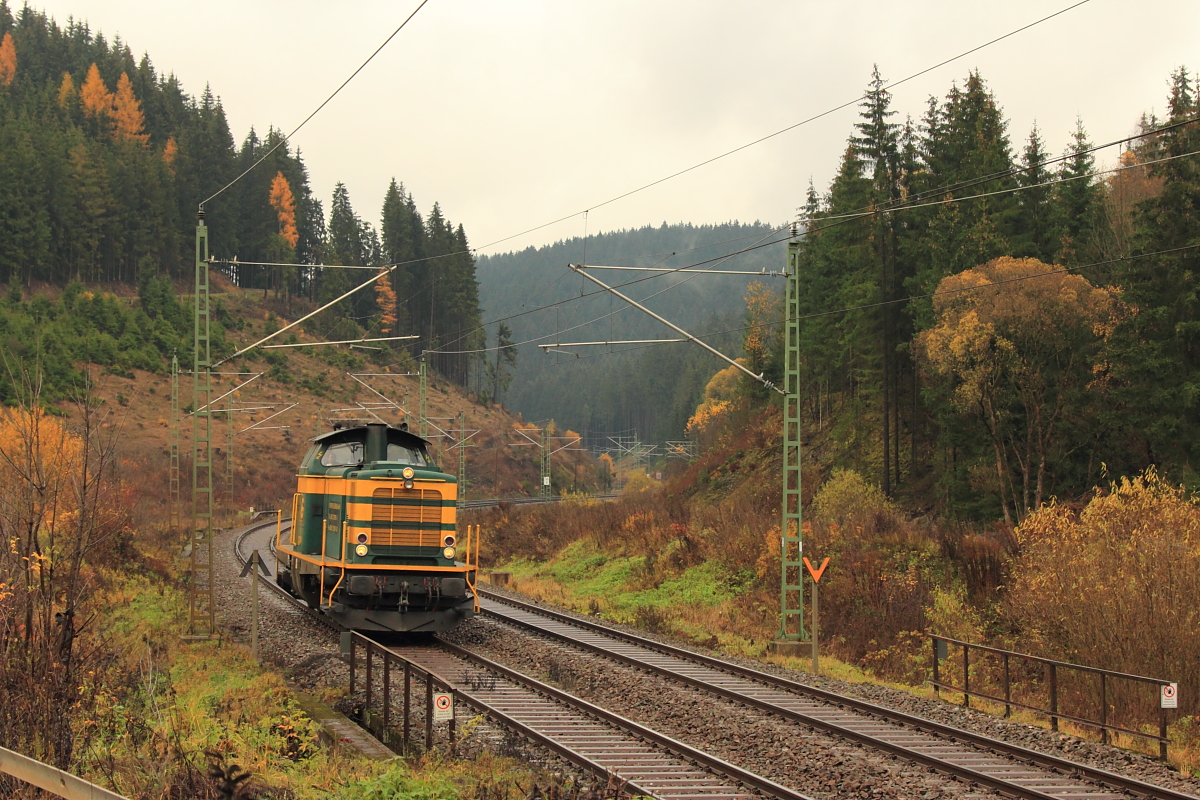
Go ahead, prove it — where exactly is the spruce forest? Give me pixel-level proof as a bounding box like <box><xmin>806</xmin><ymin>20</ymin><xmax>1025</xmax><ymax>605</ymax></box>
<box><xmin>0</xmin><ymin>2</ymin><xmax>482</xmax><ymax>395</ymax></box>
<box><xmin>776</xmin><ymin>65</ymin><xmax>1200</xmax><ymax>521</ymax></box>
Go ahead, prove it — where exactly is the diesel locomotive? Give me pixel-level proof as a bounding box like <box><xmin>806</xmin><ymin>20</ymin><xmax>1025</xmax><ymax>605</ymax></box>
<box><xmin>275</xmin><ymin>421</ymin><xmax>479</xmax><ymax>632</ymax></box>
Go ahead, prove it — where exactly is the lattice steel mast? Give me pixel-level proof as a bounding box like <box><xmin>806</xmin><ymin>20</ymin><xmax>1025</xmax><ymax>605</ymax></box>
<box><xmin>186</xmin><ymin>212</ymin><xmax>216</xmax><ymax>640</ymax></box>
<box><xmin>777</xmin><ymin>234</ymin><xmax>807</xmax><ymax>642</ymax></box>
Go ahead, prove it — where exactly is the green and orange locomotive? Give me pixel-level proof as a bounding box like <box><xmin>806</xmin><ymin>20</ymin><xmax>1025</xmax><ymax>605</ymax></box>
<box><xmin>276</xmin><ymin>422</ymin><xmax>479</xmax><ymax>632</ymax></box>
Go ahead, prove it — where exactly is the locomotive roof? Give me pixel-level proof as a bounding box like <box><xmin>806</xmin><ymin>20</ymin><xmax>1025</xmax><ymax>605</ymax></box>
<box><xmin>309</xmin><ymin>423</ymin><xmax>431</xmax><ymax>448</ymax></box>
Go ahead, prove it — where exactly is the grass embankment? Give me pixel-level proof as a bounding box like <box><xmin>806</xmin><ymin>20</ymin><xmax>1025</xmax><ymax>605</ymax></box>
<box><xmin>79</xmin><ymin>571</ymin><xmax>541</xmax><ymax>799</ymax></box>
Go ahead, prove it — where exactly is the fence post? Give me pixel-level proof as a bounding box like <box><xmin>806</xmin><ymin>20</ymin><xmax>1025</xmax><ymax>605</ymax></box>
<box><xmin>963</xmin><ymin>642</ymin><xmax>970</xmax><ymax>708</ymax></box>
<box><xmin>383</xmin><ymin>653</ymin><xmax>391</xmax><ymax>743</ymax></box>
<box><xmin>403</xmin><ymin>662</ymin><xmax>411</xmax><ymax>753</ymax></box>
<box><xmin>932</xmin><ymin>637</ymin><xmax>940</xmax><ymax>698</ymax></box>
<box><xmin>449</xmin><ymin>690</ymin><xmax>457</xmax><ymax>756</ymax></box>
<box><xmin>349</xmin><ymin>635</ymin><xmax>356</xmax><ymax>697</ymax></box>
<box><xmin>366</xmin><ymin>645</ymin><xmax>373</xmax><ymax>726</ymax></box>
<box><xmin>1049</xmin><ymin>662</ymin><xmax>1059</xmax><ymax>732</ymax></box>
<box><xmin>425</xmin><ymin>673</ymin><xmax>434</xmax><ymax>751</ymax></box>
<box><xmin>1003</xmin><ymin>652</ymin><xmax>1011</xmax><ymax>718</ymax></box>
<box><xmin>1160</xmin><ymin>695</ymin><xmax>1168</xmax><ymax>761</ymax></box>
<box><xmin>1100</xmin><ymin>672</ymin><xmax>1108</xmax><ymax>745</ymax></box>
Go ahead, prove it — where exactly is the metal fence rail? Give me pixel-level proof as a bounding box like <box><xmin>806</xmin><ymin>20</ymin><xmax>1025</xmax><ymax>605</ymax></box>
<box><xmin>930</xmin><ymin>634</ymin><xmax>1173</xmax><ymax>759</ymax></box>
<box><xmin>0</xmin><ymin>746</ymin><xmax>127</xmax><ymax>800</ymax></box>
<box><xmin>349</xmin><ymin>633</ymin><xmax>458</xmax><ymax>754</ymax></box>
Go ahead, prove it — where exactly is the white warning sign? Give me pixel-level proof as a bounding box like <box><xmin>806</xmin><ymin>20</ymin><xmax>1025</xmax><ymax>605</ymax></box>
<box><xmin>1161</xmin><ymin>683</ymin><xmax>1178</xmax><ymax>709</ymax></box>
<box><xmin>433</xmin><ymin>692</ymin><xmax>455</xmax><ymax>721</ymax></box>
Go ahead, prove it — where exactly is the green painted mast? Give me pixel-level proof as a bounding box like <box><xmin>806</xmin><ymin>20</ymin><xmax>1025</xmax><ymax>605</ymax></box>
<box><xmin>419</xmin><ymin>355</ymin><xmax>428</xmax><ymax>440</ymax></box>
<box><xmin>777</xmin><ymin>235</ymin><xmax>808</xmax><ymax>641</ymax></box>
<box><xmin>457</xmin><ymin>410</ymin><xmax>467</xmax><ymax>503</ymax></box>
<box><xmin>186</xmin><ymin>212</ymin><xmax>216</xmax><ymax>640</ymax></box>
<box><xmin>541</xmin><ymin>425</ymin><xmax>552</xmax><ymax>499</ymax></box>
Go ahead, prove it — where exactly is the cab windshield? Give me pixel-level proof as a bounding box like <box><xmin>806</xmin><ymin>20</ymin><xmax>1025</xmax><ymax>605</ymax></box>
<box><xmin>386</xmin><ymin>443</ymin><xmax>427</xmax><ymax>466</ymax></box>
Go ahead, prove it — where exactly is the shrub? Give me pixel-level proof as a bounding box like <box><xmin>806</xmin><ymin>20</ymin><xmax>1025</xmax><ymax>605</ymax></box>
<box><xmin>1007</xmin><ymin>469</ymin><xmax>1200</xmax><ymax>717</ymax></box>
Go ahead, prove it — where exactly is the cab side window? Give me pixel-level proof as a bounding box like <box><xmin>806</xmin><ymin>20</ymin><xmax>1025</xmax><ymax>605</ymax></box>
<box><xmin>321</xmin><ymin>442</ymin><xmax>364</xmax><ymax>467</ymax></box>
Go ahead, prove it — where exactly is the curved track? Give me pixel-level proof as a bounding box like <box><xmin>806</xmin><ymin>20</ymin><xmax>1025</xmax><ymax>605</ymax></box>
<box><xmin>233</xmin><ymin>521</ymin><xmax>810</xmax><ymax>800</ymax></box>
<box><xmin>478</xmin><ymin>589</ymin><xmax>1199</xmax><ymax>800</ymax></box>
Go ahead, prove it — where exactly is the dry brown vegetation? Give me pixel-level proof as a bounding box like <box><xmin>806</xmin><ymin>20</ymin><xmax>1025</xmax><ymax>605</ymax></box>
<box><xmin>475</xmin><ymin>394</ymin><xmax>1200</xmax><ymax>761</ymax></box>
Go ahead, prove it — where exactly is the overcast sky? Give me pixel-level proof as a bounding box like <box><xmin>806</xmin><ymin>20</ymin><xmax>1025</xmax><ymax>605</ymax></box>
<box><xmin>22</xmin><ymin>0</ymin><xmax>1200</xmax><ymax>257</ymax></box>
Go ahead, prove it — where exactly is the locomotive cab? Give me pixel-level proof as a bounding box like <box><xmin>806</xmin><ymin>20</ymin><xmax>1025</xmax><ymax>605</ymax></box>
<box><xmin>277</xmin><ymin>422</ymin><xmax>478</xmax><ymax>632</ymax></box>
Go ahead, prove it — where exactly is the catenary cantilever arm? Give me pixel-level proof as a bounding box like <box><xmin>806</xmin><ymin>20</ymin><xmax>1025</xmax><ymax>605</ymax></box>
<box><xmin>569</xmin><ymin>264</ymin><xmax>783</xmax><ymax>395</ymax></box>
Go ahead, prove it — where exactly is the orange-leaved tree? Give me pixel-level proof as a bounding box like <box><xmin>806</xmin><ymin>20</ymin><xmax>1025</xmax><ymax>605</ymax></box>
<box><xmin>162</xmin><ymin>135</ymin><xmax>178</xmax><ymax>171</ymax></box>
<box><xmin>915</xmin><ymin>256</ymin><xmax>1122</xmax><ymax>523</ymax></box>
<box><xmin>0</xmin><ymin>32</ymin><xmax>15</xmax><ymax>87</ymax></box>
<box><xmin>56</xmin><ymin>71</ymin><xmax>74</xmax><ymax>107</ymax></box>
<box><xmin>742</xmin><ymin>280</ymin><xmax>781</xmax><ymax>382</ymax></box>
<box><xmin>111</xmin><ymin>72</ymin><xmax>148</xmax><ymax>143</ymax></box>
<box><xmin>374</xmin><ymin>270</ymin><xmax>398</xmax><ymax>335</ymax></box>
<box><xmin>268</xmin><ymin>171</ymin><xmax>299</xmax><ymax>249</ymax></box>
<box><xmin>79</xmin><ymin>63</ymin><xmax>111</xmax><ymax>120</ymax></box>
<box><xmin>685</xmin><ymin>360</ymin><xmax>744</xmax><ymax>445</ymax></box>
<box><xmin>0</xmin><ymin>397</ymin><xmax>131</xmax><ymax>768</ymax></box>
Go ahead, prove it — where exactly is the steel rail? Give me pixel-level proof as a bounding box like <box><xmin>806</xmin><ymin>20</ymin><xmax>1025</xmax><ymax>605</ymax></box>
<box><xmin>396</xmin><ymin>640</ymin><xmax>813</xmax><ymax>800</ymax></box>
<box><xmin>480</xmin><ymin>591</ymin><xmax>1199</xmax><ymax>800</ymax></box>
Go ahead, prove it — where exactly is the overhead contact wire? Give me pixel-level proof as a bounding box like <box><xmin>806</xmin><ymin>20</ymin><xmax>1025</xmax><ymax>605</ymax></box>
<box><xmin>201</xmin><ymin>0</ymin><xmax>431</xmax><ymax>208</ymax></box>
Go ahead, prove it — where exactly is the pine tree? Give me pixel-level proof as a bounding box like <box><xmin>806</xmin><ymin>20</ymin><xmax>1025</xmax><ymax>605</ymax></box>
<box><xmin>1011</xmin><ymin>124</ymin><xmax>1056</xmax><ymax>261</ymax></box>
<box><xmin>1053</xmin><ymin>118</ymin><xmax>1102</xmax><ymax>268</ymax></box>
<box><xmin>1106</xmin><ymin>67</ymin><xmax>1200</xmax><ymax>473</ymax></box>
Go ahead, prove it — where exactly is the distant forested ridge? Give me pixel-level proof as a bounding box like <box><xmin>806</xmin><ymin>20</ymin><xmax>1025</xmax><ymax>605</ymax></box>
<box><xmin>0</xmin><ymin>2</ymin><xmax>481</xmax><ymax>386</ymax></box>
<box><xmin>476</xmin><ymin>222</ymin><xmax>785</xmax><ymax>444</ymax></box>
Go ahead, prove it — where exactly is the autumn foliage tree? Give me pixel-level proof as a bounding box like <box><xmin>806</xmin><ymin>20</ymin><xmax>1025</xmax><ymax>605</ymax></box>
<box><xmin>916</xmin><ymin>257</ymin><xmax>1122</xmax><ymax>522</ymax></box>
<box><xmin>0</xmin><ymin>31</ymin><xmax>16</xmax><ymax>87</ymax></box>
<box><xmin>374</xmin><ymin>269</ymin><xmax>398</xmax><ymax>335</ymax></box>
<box><xmin>268</xmin><ymin>171</ymin><xmax>298</xmax><ymax>249</ymax></box>
<box><xmin>78</xmin><ymin>63</ymin><xmax>111</xmax><ymax>120</ymax></box>
<box><xmin>111</xmin><ymin>72</ymin><xmax>148</xmax><ymax>143</ymax></box>
<box><xmin>0</xmin><ymin>396</ymin><xmax>131</xmax><ymax>771</ymax></box>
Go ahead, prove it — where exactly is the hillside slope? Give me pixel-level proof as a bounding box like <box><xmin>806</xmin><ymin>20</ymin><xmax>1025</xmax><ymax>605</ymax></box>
<box><xmin>55</xmin><ymin>280</ymin><xmax>598</xmax><ymax>527</ymax></box>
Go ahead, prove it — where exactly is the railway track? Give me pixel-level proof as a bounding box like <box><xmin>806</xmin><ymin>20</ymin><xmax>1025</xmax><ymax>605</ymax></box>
<box><xmin>232</xmin><ymin>521</ymin><xmax>812</xmax><ymax>800</ymax></box>
<box><xmin>477</xmin><ymin>589</ymin><xmax>1199</xmax><ymax>800</ymax></box>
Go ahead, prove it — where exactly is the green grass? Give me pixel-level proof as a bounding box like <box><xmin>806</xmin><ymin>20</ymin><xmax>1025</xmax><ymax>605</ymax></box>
<box><xmin>80</xmin><ymin>569</ymin><xmax>547</xmax><ymax>799</ymax></box>
<box><xmin>502</xmin><ymin>540</ymin><xmax>738</xmax><ymax>622</ymax></box>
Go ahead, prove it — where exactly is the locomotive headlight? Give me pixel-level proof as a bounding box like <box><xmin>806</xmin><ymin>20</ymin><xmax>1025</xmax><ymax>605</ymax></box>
<box><xmin>355</xmin><ymin>544</ymin><xmax>368</xmax><ymax>557</ymax></box>
<box><xmin>404</xmin><ymin>480</ymin><xmax>414</xmax><ymax>489</ymax></box>
<box><xmin>443</xmin><ymin>546</ymin><xmax>456</xmax><ymax>559</ymax></box>
<box><xmin>402</xmin><ymin>467</ymin><xmax>415</xmax><ymax>479</ymax></box>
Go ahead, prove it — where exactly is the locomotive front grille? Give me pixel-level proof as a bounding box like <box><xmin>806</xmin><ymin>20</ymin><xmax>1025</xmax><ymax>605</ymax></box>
<box><xmin>370</xmin><ymin>487</ymin><xmax>443</xmax><ymax>547</ymax></box>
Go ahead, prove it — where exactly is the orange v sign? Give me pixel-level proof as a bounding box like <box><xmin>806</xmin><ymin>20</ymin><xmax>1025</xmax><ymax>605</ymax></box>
<box><xmin>803</xmin><ymin>556</ymin><xmax>830</xmax><ymax>583</ymax></box>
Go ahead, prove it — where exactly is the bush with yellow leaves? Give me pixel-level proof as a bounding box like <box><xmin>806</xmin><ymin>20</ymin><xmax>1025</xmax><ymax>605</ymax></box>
<box><xmin>1008</xmin><ymin>469</ymin><xmax>1200</xmax><ymax>718</ymax></box>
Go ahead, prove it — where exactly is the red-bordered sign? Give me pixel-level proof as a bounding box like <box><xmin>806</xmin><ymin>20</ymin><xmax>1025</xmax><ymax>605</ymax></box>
<box><xmin>433</xmin><ymin>692</ymin><xmax>454</xmax><ymax>720</ymax></box>
<box><xmin>1162</xmin><ymin>683</ymin><xmax>1178</xmax><ymax>709</ymax></box>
